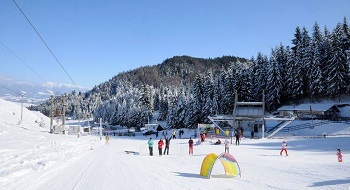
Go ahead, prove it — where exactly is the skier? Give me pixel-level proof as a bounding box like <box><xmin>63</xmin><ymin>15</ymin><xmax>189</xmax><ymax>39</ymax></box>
<box><xmin>251</xmin><ymin>130</ymin><xmax>254</xmax><ymax>139</ymax></box>
<box><xmin>196</xmin><ymin>138</ymin><xmax>202</xmax><ymax>146</ymax></box>
<box><xmin>158</xmin><ymin>138</ymin><xmax>164</xmax><ymax>156</ymax></box>
<box><xmin>148</xmin><ymin>138</ymin><xmax>154</xmax><ymax>156</ymax></box>
<box><xmin>105</xmin><ymin>134</ymin><xmax>109</xmax><ymax>145</ymax></box>
<box><xmin>280</xmin><ymin>140</ymin><xmax>288</xmax><ymax>156</ymax></box>
<box><xmin>188</xmin><ymin>137</ymin><xmax>194</xmax><ymax>155</ymax></box>
<box><xmin>172</xmin><ymin>130</ymin><xmax>176</xmax><ymax>139</ymax></box>
<box><xmin>235</xmin><ymin>131</ymin><xmax>240</xmax><ymax>145</ymax></box>
<box><xmin>337</xmin><ymin>149</ymin><xmax>343</xmax><ymax>162</ymax></box>
<box><xmin>163</xmin><ymin>136</ymin><xmax>172</xmax><ymax>155</ymax></box>
<box><xmin>224</xmin><ymin>138</ymin><xmax>230</xmax><ymax>153</ymax></box>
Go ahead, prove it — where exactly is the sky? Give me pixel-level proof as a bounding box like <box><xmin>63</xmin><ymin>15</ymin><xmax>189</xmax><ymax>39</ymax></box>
<box><xmin>1</xmin><ymin>0</ymin><xmax>350</xmax><ymax>90</ymax></box>
<box><xmin>1</xmin><ymin>98</ymin><xmax>350</xmax><ymax>189</ymax></box>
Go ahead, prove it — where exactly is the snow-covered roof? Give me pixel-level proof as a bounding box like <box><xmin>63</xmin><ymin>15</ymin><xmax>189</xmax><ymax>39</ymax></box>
<box><xmin>338</xmin><ymin>106</ymin><xmax>350</xmax><ymax>117</ymax></box>
<box><xmin>278</xmin><ymin>102</ymin><xmax>337</xmax><ymax>112</ymax></box>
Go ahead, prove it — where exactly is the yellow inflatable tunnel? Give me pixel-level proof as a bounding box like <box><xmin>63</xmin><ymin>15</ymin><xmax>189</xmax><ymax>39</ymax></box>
<box><xmin>200</xmin><ymin>153</ymin><xmax>241</xmax><ymax>178</ymax></box>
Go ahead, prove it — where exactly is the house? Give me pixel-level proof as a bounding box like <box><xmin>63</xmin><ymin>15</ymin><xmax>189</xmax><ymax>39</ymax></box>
<box><xmin>277</xmin><ymin>103</ymin><xmax>341</xmax><ymax>119</ymax></box>
<box><xmin>67</xmin><ymin>125</ymin><xmax>83</xmax><ymax>135</ymax></box>
<box><xmin>144</xmin><ymin>124</ymin><xmax>158</xmax><ymax>132</ymax></box>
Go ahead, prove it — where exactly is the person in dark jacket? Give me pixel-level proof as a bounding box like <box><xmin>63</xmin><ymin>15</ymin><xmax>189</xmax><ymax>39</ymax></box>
<box><xmin>188</xmin><ymin>137</ymin><xmax>194</xmax><ymax>154</ymax></box>
<box><xmin>148</xmin><ymin>138</ymin><xmax>154</xmax><ymax>156</ymax></box>
<box><xmin>163</xmin><ymin>136</ymin><xmax>172</xmax><ymax>155</ymax></box>
<box><xmin>235</xmin><ymin>132</ymin><xmax>240</xmax><ymax>145</ymax></box>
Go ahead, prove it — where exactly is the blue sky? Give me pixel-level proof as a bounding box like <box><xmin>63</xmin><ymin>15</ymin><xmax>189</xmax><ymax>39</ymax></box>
<box><xmin>1</xmin><ymin>0</ymin><xmax>349</xmax><ymax>90</ymax></box>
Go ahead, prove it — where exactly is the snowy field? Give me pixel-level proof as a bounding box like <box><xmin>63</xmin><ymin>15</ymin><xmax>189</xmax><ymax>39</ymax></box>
<box><xmin>1</xmin><ymin>98</ymin><xmax>350</xmax><ymax>190</ymax></box>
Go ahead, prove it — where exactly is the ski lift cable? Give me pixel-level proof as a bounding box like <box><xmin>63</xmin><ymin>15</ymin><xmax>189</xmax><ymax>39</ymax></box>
<box><xmin>0</xmin><ymin>41</ymin><xmax>47</xmax><ymax>83</ymax></box>
<box><xmin>12</xmin><ymin>0</ymin><xmax>81</xmax><ymax>93</ymax></box>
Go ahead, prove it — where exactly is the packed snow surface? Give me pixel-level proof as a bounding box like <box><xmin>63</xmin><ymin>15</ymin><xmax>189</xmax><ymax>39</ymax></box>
<box><xmin>1</xmin><ymin>98</ymin><xmax>350</xmax><ymax>190</ymax></box>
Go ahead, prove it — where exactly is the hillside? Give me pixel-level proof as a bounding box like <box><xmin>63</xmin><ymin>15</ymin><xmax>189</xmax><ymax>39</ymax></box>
<box><xmin>116</xmin><ymin>55</ymin><xmax>248</xmax><ymax>88</ymax></box>
<box><xmin>29</xmin><ymin>55</ymin><xmax>249</xmax><ymax>125</ymax></box>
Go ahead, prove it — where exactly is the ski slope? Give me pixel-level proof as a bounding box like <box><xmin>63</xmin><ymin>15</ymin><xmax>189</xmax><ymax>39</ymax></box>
<box><xmin>4</xmin><ymin>136</ymin><xmax>350</xmax><ymax>190</ymax></box>
<box><xmin>1</xmin><ymin>98</ymin><xmax>350</xmax><ymax>190</ymax></box>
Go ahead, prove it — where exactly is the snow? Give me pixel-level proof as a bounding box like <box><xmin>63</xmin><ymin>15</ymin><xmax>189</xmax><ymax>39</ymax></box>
<box><xmin>1</xmin><ymin>98</ymin><xmax>350</xmax><ymax>190</ymax></box>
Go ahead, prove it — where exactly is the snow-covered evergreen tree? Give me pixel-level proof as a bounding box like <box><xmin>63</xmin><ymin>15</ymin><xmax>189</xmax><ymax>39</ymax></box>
<box><xmin>287</xmin><ymin>26</ymin><xmax>304</xmax><ymax>101</ymax></box>
<box><xmin>309</xmin><ymin>22</ymin><xmax>325</xmax><ymax>99</ymax></box>
<box><xmin>300</xmin><ymin>27</ymin><xmax>312</xmax><ymax>97</ymax></box>
<box><xmin>139</xmin><ymin>83</ymin><xmax>153</xmax><ymax>124</ymax></box>
<box><xmin>223</xmin><ymin>65</ymin><xmax>237</xmax><ymax>114</ymax></box>
<box><xmin>192</xmin><ymin>74</ymin><xmax>205</xmax><ymax>121</ymax></box>
<box><xmin>157</xmin><ymin>87</ymin><xmax>168</xmax><ymax>121</ymax></box>
<box><xmin>274</xmin><ymin>44</ymin><xmax>288</xmax><ymax>103</ymax></box>
<box><xmin>326</xmin><ymin>23</ymin><xmax>349</xmax><ymax>98</ymax></box>
<box><xmin>266</xmin><ymin>48</ymin><xmax>283</xmax><ymax>110</ymax></box>
<box><xmin>251</xmin><ymin>52</ymin><xmax>268</xmax><ymax>101</ymax></box>
<box><xmin>203</xmin><ymin>72</ymin><xmax>214</xmax><ymax>120</ymax></box>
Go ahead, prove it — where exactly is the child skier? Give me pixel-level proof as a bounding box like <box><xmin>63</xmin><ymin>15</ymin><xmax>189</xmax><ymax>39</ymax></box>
<box><xmin>337</xmin><ymin>149</ymin><xmax>343</xmax><ymax>162</ymax></box>
<box><xmin>280</xmin><ymin>140</ymin><xmax>288</xmax><ymax>156</ymax></box>
<box><xmin>105</xmin><ymin>135</ymin><xmax>109</xmax><ymax>145</ymax></box>
<box><xmin>224</xmin><ymin>138</ymin><xmax>230</xmax><ymax>153</ymax></box>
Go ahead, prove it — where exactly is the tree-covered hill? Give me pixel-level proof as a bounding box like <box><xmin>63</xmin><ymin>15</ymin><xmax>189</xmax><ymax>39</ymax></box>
<box><xmin>29</xmin><ymin>17</ymin><xmax>350</xmax><ymax>130</ymax></box>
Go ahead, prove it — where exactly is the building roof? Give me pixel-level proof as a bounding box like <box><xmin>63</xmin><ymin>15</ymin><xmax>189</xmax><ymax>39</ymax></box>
<box><xmin>277</xmin><ymin>102</ymin><xmax>338</xmax><ymax>112</ymax></box>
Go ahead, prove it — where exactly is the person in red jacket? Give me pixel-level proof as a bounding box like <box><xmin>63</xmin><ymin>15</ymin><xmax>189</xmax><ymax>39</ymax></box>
<box><xmin>280</xmin><ymin>140</ymin><xmax>288</xmax><ymax>156</ymax></box>
<box><xmin>188</xmin><ymin>137</ymin><xmax>194</xmax><ymax>155</ymax></box>
<box><xmin>337</xmin><ymin>149</ymin><xmax>343</xmax><ymax>162</ymax></box>
<box><xmin>158</xmin><ymin>138</ymin><xmax>164</xmax><ymax>156</ymax></box>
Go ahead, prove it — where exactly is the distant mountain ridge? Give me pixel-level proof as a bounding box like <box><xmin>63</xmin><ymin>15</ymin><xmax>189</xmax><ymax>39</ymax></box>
<box><xmin>115</xmin><ymin>55</ymin><xmax>248</xmax><ymax>88</ymax></box>
<box><xmin>0</xmin><ymin>79</ymin><xmax>90</xmax><ymax>105</ymax></box>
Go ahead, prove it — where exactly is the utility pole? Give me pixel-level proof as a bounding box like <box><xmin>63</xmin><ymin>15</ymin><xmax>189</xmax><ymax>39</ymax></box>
<box><xmin>21</xmin><ymin>92</ymin><xmax>25</xmax><ymax>122</ymax></box>
<box><xmin>62</xmin><ymin>94</ymin><xmax>66</xmax><ymax>134</ymax></box>
<box><xmin>262</xmin><ymin>90</ymin><xmax>265</xmax><ymax>139</ymax></box>
<box><xmin>99</xmin><ymin>118</ymin><xmax>102</xmax><ymax>140</ymax></box>
<box><xmin>50</xmin><ymin>95</ymin><xmax>54</xmax><ymax>133</ymax></box>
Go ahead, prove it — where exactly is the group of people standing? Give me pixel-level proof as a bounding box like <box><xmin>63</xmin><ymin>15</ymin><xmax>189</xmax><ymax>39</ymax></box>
<box><xmin>148</xmin><ymin>135</ymin><xmax>232</xmax><ymax>156</ymax></box>
<box><xmin>148</xmin><ymin>136</ymin><xmax>172</xmax><ymax>156</ymax></box>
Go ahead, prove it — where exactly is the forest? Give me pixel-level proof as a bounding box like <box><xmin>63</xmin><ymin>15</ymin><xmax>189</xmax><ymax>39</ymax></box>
<box><xmin>29</xmin><ymin>18</ymin><xmax>350</xmax><ymax>129</ymax></box>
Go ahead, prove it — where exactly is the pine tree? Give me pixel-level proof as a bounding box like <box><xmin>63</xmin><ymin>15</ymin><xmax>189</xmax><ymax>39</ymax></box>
<box><xmin>341</xmin><ymin>17</ymin><xmax>350</xmax><ymax>54</ymax></box>
<box><xmin>326</xmin><ymin>23</ymin><xmax>349</xmax><ymax>99</ymax></box>
<box><xmin>203</xmin><ymin>72</ymin><xmax>214</xmax><ymax>119</ymax></box>
<box><xmin>192</xmin><ymin>74</ymin><xmax>205</xmax><ymax>123</ymax></box>
<box><xmin>223</xmin><ymin>65</ymin><xmax>237</xmax><ymax>114</ymax></box>
<box><xmin>139</xmin><ymin>83</ymin><xmax>153</xmax><ymax>124</ymax></box>
<box><xmin>157</xmin><ymin>87</ymin><xmax>168</xmax><ymax>121</ymax></box>
<box><xmin>320</xmin><ymin>27</ymin><xmax>332</xmax><ymax>93</ymax></box>
<box><xmin>288</xmin><ymin>26</ymin><xmax>305</xmax><ymax>101</ymax></box>
<box><xmin>266</xmin><ymin>48</ymin><xmax>283</xmax><ymax>110</ymax></box>
<box><xmin>309</xmin><ymin>22</ymin><xmax>325</xmax><ymax>99</ymax></box>
<box><xmin>301</xmin><ymin>27</ymin><xmax>312</xmax><ymax>97</ymax></box>
<box><xmin>341</xmin><ymin>17</ymin><xmax>350</xmax><ymax>78</ymax></box>
<box><xmin>251</xmin><ymin>52</ymin><xmax>268</xmax><ymax>101</ymax></box>
<box><xmin>275</xmin><ymin>44</ymin><xmax>288</xmax><ymax>103</ymax></box>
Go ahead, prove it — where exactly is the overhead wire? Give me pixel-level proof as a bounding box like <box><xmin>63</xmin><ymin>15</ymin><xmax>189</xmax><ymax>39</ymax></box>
<box><xmin>12</xmin><ymin>0</ymin><xmax>81</xmax><ymax>93</ymax></box>
<box><xmin>0</xmin><ymin>41</ymin><xmax>47</xmax><ymax>83</ymax></box>
<box><xmin>0</xmin><ymin>83</ymin><xmax>22</xmax><ymax>96</ymax></box>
